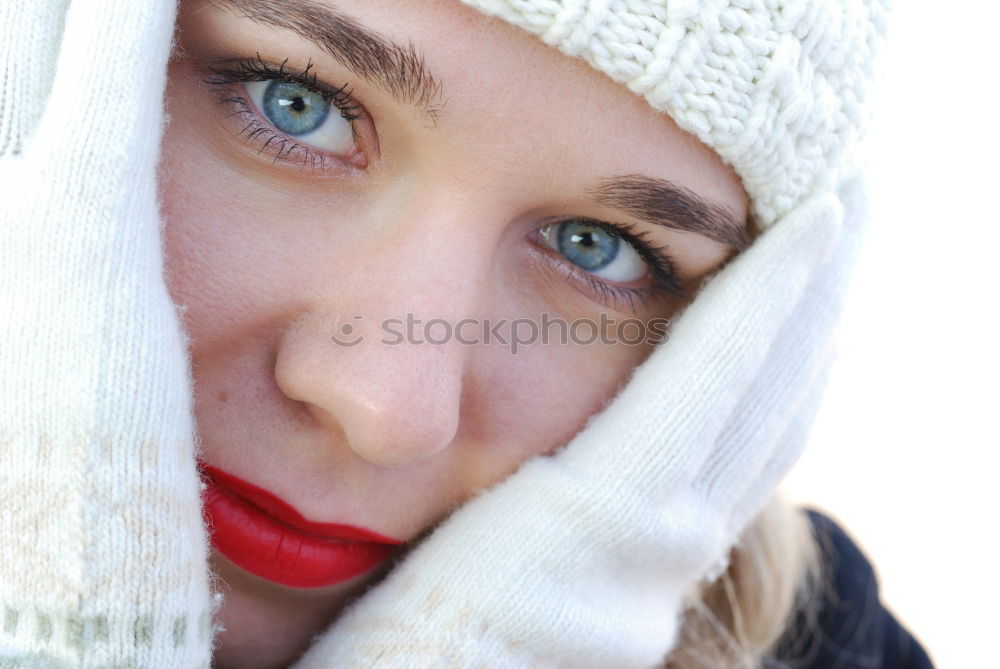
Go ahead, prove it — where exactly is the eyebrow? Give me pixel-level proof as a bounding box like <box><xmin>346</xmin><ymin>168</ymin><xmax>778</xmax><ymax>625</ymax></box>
<box><xmin>210</xmin><ymin>0</ymin><xmax>444</xmax><ymax>122</ymax></box>
<box><xmin>591</xmin><ymin>175</ymin><xmax>751</xmax><ymax>251</ymax></box>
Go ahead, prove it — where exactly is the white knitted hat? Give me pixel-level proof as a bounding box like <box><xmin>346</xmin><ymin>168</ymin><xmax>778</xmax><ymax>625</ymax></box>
<box><xmin>459</xmin><ymin>0</ymin><xmax>889</xmax><ymax>228</ymax></box>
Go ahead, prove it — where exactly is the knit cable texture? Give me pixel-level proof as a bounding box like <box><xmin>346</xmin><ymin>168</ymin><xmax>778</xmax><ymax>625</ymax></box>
<box><xmin>459</xmin><ymin>0</ymin><xmax>889</xmax><ymax>228</ymax></box>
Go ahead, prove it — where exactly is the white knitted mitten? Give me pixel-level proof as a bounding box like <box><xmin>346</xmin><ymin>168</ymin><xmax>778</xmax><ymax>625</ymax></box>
<box><xmin>294</xmin><ymin>178</ymin><xmax>870</xmax><ymax>668</ymax></box>
<box><xmin>0</xmin><ymin>0</ymin><xmax>215</xmax><ymax>667</ymax></box>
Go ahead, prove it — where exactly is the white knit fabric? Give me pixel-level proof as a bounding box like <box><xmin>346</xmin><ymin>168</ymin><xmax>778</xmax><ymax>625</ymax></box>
<box><xmin>0</xmin><ymin>0</ymin><xmax>885</xmax><ymax>667</ymax></box>
<box><xmin>1</xmin><ymin>0</ymin><xmax>215</xmax><ymax>667</ymax></box>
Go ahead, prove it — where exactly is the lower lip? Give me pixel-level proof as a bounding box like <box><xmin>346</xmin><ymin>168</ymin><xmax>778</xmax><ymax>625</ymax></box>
<box><xmin>200</xmin><ymin>464</ymin><xmax>403</xmax><ymax>588</ymax></box>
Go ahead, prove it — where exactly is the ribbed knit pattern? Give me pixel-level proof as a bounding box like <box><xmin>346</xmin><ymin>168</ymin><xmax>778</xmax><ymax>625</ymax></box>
<box><xmin>1</xmin><ymin>1</ymin><xmax>885</xmax><ymax>667</ymax></box>
<box><xmin>0</xmin><ymin>1</ymin><xmax>215</xmax><ymax>667</ymax></box>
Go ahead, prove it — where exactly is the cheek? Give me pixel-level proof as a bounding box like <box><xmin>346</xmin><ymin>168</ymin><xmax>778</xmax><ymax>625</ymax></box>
<box><xmin>160</xmin><ymin>64</ymin><xmax>342</xmax><ymax>353</ymax></box>
<box><xmin>160</xmin><ymin>156</ymin><xmax>249</xmax><ymax>350</ymax></box>
<box><xmin>457</xmin><ymin>337</ymin><xmax>652</xmax><ymax>491</ymax></box>
<box><xmin>160</xmin><ymin>113</ymin><xmax>313</xmax><ymax>352</ymax></box>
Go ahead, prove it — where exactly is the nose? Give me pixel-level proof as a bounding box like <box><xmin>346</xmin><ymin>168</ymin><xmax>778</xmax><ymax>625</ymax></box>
<box><xmin>272</xmin><ymin>209</ymin><xmax>486</xmax><ymax>469</ymax></box>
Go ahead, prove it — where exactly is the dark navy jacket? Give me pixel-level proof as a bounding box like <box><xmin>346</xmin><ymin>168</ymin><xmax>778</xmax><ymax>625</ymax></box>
<box><xmin>766</xmin><ymin>509</ymin><xmax>934</xmax><ymax>669</ymax></box>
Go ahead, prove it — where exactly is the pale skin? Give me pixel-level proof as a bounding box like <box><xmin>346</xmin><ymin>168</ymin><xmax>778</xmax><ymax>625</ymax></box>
<box><xmin>160</xmin><ymin>1</ymin><xmax>750</xmax><ymax>667</ymax></box>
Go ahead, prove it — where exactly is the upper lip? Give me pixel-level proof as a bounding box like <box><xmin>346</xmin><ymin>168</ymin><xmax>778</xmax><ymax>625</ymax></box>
<box><xmin>198</xmin><ymin>460</ymin><xmax>404</xmax><ymax>545</ymax></box>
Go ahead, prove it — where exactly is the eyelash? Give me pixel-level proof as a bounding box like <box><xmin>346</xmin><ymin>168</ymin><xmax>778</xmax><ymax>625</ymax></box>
<box><xmin>202</xmin><ymin>53</ymin><xmax>367</xmax><ymax>172</ymax></box>
<box><xmin>539</xmin><ymin>219</ymin><xmax>689</xmax><ymax>312</ymax></box>
<box><xmin>199</xmin><ymin>54</ymin><xmax>686</xmax><ymax>312</ymax></box>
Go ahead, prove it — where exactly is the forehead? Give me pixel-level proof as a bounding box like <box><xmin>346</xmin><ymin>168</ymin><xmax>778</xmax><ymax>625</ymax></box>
<box><xmin>339</xmin><ymin>1</ymin><xmax>707</xmax><ymax>149</ymax></box>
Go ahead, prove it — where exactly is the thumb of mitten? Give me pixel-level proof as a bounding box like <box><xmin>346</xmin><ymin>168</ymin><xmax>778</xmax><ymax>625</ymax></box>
<box><xmin>0</xmin><ymin>0</ymin><xmax>67</xmax><ymax>157</ymax></box>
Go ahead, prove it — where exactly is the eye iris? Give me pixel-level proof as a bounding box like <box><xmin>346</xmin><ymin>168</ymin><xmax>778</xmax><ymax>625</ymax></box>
<box><xmin>557</xmin><ymin>221</ymin><xmax>620</xmax><ymax>272</ymax></box>
<box><xmin>261</xmin><ymin>80</ymin><xmax>329</xmax><ymax>136</ymax></box>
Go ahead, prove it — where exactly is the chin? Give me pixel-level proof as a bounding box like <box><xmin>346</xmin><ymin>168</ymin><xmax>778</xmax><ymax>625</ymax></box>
<box><xmin>208</xmin><ymin>549</ymin><xmax>398</xmax><ymax>668</ymax></box>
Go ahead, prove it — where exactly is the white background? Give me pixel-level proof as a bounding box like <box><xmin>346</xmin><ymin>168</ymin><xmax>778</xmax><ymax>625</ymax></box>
<box><xmin>781</xmin><ymin>1</ymin><xmax>999</xmax><ymax>667</ymax></box>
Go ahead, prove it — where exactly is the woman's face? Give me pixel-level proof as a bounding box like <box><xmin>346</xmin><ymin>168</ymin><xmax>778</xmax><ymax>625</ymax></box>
<box><xmin>162</xmin><ymin>0</ymin><xmax>749</xmax><ymax>666</ymax></box>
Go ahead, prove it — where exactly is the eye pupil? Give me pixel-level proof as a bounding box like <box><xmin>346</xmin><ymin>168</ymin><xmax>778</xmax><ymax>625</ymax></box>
<box><xmin>290</xmin><ymin>96</ymin><xmax>307</xmax><ymax>112</ymax></box>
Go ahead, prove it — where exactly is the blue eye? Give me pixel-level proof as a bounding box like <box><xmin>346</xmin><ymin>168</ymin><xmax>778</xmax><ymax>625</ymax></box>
<box><xmin>541</xmin><ymin>220</ymin><xmax>649</xmax><ymax>282</ymax></box>
<box><xmin>245</xmin><ymin>80</ymin><xmax>356</xmax><ymax>156</ymax></box>
<box><xmin>557</xmin><ymin>221</ymin><xmax>619</xmax><ymax>271</ymax></box>
<box><xmin>259</xmin><ymin>80</ymin><xmax>329</xmax><ymax>135</ymax></box>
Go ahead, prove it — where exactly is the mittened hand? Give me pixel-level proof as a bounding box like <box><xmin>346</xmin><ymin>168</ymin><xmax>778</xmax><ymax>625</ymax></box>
<box><xmin>294</xmin><ymin>179</ymin><xmax>867</xmax><ymax>669</ymax></box>
<box><xmin>0</xmin><ymin>0</ymin><xmax>215</xmax><ymax>666</ymax></box>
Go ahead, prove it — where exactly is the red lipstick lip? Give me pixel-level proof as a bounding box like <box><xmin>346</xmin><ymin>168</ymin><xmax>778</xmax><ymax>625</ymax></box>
<box><xmin>199</xmin><ymin>463</ymin><xmax>402</xmax><ymax>544</ymax></box>
<box><xmin>198</xmin><ymin>461</ymin><xmax>404</xmax><ymax>588</ymax></box>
